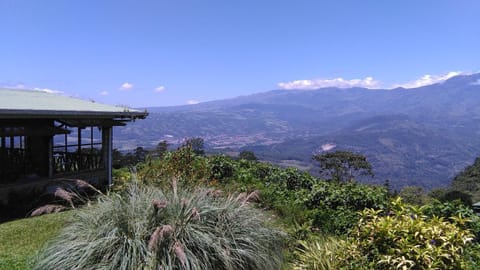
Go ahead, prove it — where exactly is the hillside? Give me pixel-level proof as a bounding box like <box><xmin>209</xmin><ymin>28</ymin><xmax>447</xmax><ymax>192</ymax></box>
<box><xmin>114</xmin><ymin>73</ymin><xmax>480</xmax><ymax>189</ymax></box>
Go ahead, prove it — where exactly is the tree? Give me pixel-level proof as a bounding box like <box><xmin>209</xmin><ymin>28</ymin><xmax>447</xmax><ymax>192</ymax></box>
<box><xmin>399</xmin><ymin>185</ymin><xmax>431</xmax><ymax>205</ymax></box>
<box><xmin>112</xmin><ymin>149</ymin><xmax>124</xmax><ymax>169</ymax></box>
<box><xmin>134</xmin><ymin>146</ymin><xmax>148</xmax><ymax>163</ymax></box>
<box><xmin>450</xmin><ymin>157</ymin><xmax>480</xmax><ymax>202</ymax></box>
<box><xmin>155</xmin><ymin>140</ymin><xmax>169</xmax><ymax>157</ymax></box>
<box><xmin>312</xmin><ymin>150</ymin><xmax>373</xmax><ymax>182</ymax></box>
<box><xmin>441</xmin><ymin>190</ymin><xmax>473</xmax><ymax>206</ymax></box>
<box><xmin>183</xmin><ymin>137</ymin><xmax>205</xmax><ymax>156</ymax></box>
<box><xmin>238</xmin><ymin>150</ymin><xmax>257</xmax><ymax>161</ymax></box>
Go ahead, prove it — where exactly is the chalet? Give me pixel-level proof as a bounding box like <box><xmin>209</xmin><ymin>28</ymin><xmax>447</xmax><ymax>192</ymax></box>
<box><xmin>0</xmin><ymin>88</ymin><xmax>147</xmax><ymax>206</ymax></box>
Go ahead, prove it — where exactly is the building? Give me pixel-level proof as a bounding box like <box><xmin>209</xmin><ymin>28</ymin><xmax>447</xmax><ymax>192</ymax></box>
<box><xmin>0</xmin><ymin>88</ymin><xmax>147</xmax><ymax>203</ymax></box>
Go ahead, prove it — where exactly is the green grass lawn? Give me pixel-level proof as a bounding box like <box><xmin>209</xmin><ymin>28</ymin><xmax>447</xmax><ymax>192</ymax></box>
<box><xmin>0</xmin><ymin>211</ymin><xmax>72</xmax><ymax>270</ymax></box>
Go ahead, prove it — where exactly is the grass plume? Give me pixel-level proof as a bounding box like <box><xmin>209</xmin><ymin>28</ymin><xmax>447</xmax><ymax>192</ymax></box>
<box><xmin>33</xmin><ymin>182</ymin><xmax>284</xmax><ymax>270</ymax></box>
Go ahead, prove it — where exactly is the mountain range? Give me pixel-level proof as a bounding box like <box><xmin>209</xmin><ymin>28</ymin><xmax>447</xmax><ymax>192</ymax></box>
<box><xmin>114</xmin><ymin>73</ymin><xmax>480</xmax><ymax>190</ymax></box>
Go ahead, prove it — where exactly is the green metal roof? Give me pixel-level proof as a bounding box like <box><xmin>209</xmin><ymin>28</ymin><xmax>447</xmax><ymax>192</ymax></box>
<box><xmin>0</xmin><ymin>88</ymin><xmax>147</xmax><ymax>119</ymax></box>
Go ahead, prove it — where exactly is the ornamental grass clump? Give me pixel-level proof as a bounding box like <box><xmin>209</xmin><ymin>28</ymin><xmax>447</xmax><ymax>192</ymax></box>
<box><xmin>33</xmin><ymin>182</ymin><xmax>284</xmax><ymax>270</ymax></box>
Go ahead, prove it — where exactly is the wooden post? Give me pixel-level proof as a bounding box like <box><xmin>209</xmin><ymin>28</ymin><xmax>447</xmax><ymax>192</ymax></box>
<box><xmin>1</xmin><ymin>133</ymin><xmax>4</xmax><ymax>182</ymax></box>
<box><xmin>77</xmin><ymin>127</ymin><xmax>82</xmax><ymax>152</ymax></box>
<box><xmin>48</xmin><ymin>136</ymin><xmax>53</xmax><ymax>178</ymax></box>
<box><xmin>77</xmin><ymin>127</ymin><xmax>82</xmax><ymax>170</ymax></box>
<box><xmin>102</xmin><ymin>127</ymin><xmax>112</xmax><ymax>186</ymax></box>
<box><xmin>90</xmin><ymin>126</ymin><xmax>93</xmax><ymax>151</ymax></box>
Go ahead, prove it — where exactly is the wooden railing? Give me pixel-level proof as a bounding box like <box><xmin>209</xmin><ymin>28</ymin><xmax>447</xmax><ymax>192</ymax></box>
<box><xmin>0</xmin><ymin>148</ymin><xmax>30</xmax><ymax>184</ymax></box>
<box><xmin>53</xmin><ymin>151</ymin><xmax>104</xmax><ymax>174</ymax></box>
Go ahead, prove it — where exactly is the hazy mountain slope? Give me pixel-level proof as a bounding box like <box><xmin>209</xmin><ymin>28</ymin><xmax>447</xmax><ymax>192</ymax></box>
<box><xmin>243</xmin><ymin>114</ymin><xmax>480</xmax><ymax>190</ymax></box>
<box><xmin>115</xmin><ymin>73</ymin><xmax>480</xmax><ymax>189</ymax></box>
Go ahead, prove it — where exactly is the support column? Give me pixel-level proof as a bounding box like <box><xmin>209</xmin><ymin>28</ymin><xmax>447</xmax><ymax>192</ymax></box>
<box><xmin>77</xmin><ymin>127</ymin><xmax>82</xmax><ymax>170</ymax></box>
<box><xmin>1</xmin><ymin>132</ymin><xmax>5</xmax><ymax>183</ymax></box>
<box><xmin>102</xmin><ymin>127</ymin><xmax>112</xmax><ymax>186</ymax></box>
<box><xmin>48</xmin><ymin>136</ymin><xmax>53</xmax><ymax>178</ymax></box>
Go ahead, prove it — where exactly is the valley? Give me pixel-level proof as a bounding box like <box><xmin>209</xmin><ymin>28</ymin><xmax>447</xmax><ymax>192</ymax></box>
<box><xmin>114</xmin><ymin>73</ymin><xmax>480</xmax><ymax>190</ymax></box>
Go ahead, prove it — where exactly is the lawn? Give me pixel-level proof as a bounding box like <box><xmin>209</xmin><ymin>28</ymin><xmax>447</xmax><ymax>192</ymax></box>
<box><xmin>0</xmin><ymin>211</ymin><xmax>72</xmax><ymax>270</ymax></box>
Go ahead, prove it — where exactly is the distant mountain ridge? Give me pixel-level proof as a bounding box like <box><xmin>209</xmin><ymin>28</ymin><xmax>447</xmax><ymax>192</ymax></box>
<box><xmin>116</xmin><ymin>73</ymin><xmax>480</xmax><ymax>190</ymax></box>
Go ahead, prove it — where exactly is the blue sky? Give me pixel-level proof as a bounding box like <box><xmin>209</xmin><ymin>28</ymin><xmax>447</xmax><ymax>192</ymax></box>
<box><xmin>1</xmin><ymin>0</ymin><xmax>479</xmax><ymax>107</ymax></box>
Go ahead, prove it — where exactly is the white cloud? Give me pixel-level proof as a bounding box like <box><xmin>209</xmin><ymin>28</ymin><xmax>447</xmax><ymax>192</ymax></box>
<box><xmin>1</xmin><ymin>82</ymin><xmax>26</xmax><ymax>89</ymax></box>
<box><xmin>186</xmin><ymin>100</ymin><xmax>199</xmax><ymax>105</ymax></box>
<box><xmin>471</xmin><ymin>79</ymin><xmax>480</xmax><ymax>86</ymax></box>
<box><xmin>33</xmin><ymin>87</ymin><xmax>64</xmax><ymax>94</ymax></box>
<box><xmin>393</xmin><ymin>71</ymin><xmax>464</xmax><ymax>89</ymax></box>
<box><xmin>119</xmin><ymin>82</ymin><xmax>133</xmax><ymax>90</ymax></box>
<box><xmin>154</xmin><ymin>86</ymin><xmax>166</xmax><ymax>93</ymax></box>
<box><xmin>278</xmin><ymin>76</ymin><xmax>380</xmax><ymax>90</ymax></box>
<box><xmin>99</xmin><ymin>91</ymin><xmax>109</xmax><ymax>96</ymax></box>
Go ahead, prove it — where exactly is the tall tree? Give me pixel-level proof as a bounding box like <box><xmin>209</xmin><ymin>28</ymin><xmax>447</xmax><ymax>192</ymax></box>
<box><xmin>238</xmin><ymin>150</ymin><xmax>257</xmax><ymax>161</ymax></box>
<box><xmin>155</xmin><ymin>140</ymin><xmax>169</xmax><ymax>157</ymax></box>
<box><xmin>183</xmin><ymin>137</ymin><xmax>205</xmax><ymax>156</ymax></box>
<box><xmin>313</xmin><ymin>150</ymin><xmax>373</xmax><ymax>182</ymax></box>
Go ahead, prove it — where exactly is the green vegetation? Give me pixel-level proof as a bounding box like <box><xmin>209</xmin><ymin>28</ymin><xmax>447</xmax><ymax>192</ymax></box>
<box><xmin>111</xmin><ymin>146</ymin><xmax>480</xmax><ymax>269</ymax></box>
<box><xmin>451</xmin><ymin>157</ymin><xmax>480</xmax><ymax>202</ymax></box>
<box><xmin>123</xmin><ymin>82</ymin><xmax>480</xmax><ymax>190</ymax></box>
<box><xmin>291</xmin><ymin>236</ymin><xmax>345</xmax><ymax>270</ymax></box>
<box><xmin>0</xmin><ymin>211</ymin><xmax>71</xmax><ymax>270</ymax></box>
<box><xmin>343</xmin><ymin>198</ymin><xmax>475</xmax><ymax>269</ymax></box>
<box><xmin>313</xmin><ymin>150</ymin><xmax>374</xmax><ymax>182</ymax></box>
<box><xmin>238</xmin><ymin>150</ymin><xmax>257</xmax><ymax>161</ymax></box>
<box><xmin>293</xmin><ymin>199</ymin><xmax>480</xmax><ymax>269</ymax></box>
<box><xmin>4</xmin><ymin>143</ymin><xmax>480</xmax><ymax>269</ymax></box>
<box><xmin>34</xmin><ymin>182</ymin><xmax>283</xmax><ymax>270</ymax></box>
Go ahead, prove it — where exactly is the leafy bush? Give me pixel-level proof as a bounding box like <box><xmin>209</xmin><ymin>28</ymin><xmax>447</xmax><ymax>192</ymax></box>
<box><xmin>291</xmin><ymin>236</ymin><xmax>345</xmax><ymax>270</ymax></box>
<box><xmin>34</xmin><ymin>182</ymin><xmax>284</xmax><ymax>270</ymax></box>
<box><xmin>340</xmin><ymin>198</ymin><xmax>475</xmax><ymax>269</ymax></box>
<box><xmin>306</xmin><ymin>207</ymin><xmax>358</xmax><ymax>235</ymax></box>
<box><xmin>398</xmin><ymin>185</ymin><xmax>432</xmax><ymax>205</ymax></box>
<box><xmin>301</xmin><ymin>181</ymin><xmax>389</xmax><ymax>234</ymax></box>
<box><xmin>440</xmin><ymin>190</ymin><xmax>473</xmax><ymax>205</ymax></box>
<box><xmin>265</xmin><ymin>167</ymin><xmax>315</xmax><ymax>190</ymax></box>
<box><xmin>260</xmin><ymin>183</ymin><xmax>308</xmax><ymax>225</ymax></box>
<box><xmin>238</xmin><ymin>150</ymin><xmax>257</xmax><ymax>161</ymax></box>
<box><xmin>305</xmin><ymin>182</ymin><xmax>388</xmax><ymax>210</ymax></box>
<box><xmin>111</xmin><ymin>167</ymin><xmax>133</xmax><ymax>192</ymax></box>
<box><xmin>208</xmin><ymin>154</ymin><xmax>235</xmax><ymax>181</ymax></box>
<box><xmin>137</xmin><ymin>146</ymin><xmax>210</xmax><ymax>188</ymax></box>
<box><xmin>421</xmin><ymin>200</ymin><xmax>480</xmax><ymax>240</ymax></box>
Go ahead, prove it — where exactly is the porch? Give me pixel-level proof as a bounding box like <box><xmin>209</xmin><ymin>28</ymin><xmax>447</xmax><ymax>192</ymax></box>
<box><xmin>0</xmin><ymin>88</ymin><xmax>147</xmax><ymax>219</ymax></box>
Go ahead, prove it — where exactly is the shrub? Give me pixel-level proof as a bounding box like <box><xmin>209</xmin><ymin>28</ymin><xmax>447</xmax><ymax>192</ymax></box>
<box><xmin>137</xmin><ymin>146</ymin><xmax>210</xmax><ymax>188</ymax></box>
<box><xmin>33</xmin><ymin>182</ymin><xmax>284</xmax><ymax>270</ymax></box>
<box><xmin>238</xmin><ymin>151</ymin><xmax>257</xmax><ymax>161</ymax></box>
<box><xmin>441</xmin><ymin>190</ymin><xmax>473</xmax><ymax>206</ymax></box>
<box><xmin>265</xmin><ymin>167</ymin><xmax>315</xmax><ymax>190</ymax></box>
<box><xmin>302</xmin><ymin>181</ymin><xmax>389</xmax><ymax>234</ymax></box>
<box><xmin>340</xmin><ymin>198</ymin><xmax>475</xmax><ymax>269</ymax></box>
<box><xmin>208</xmin><ymin>155</ymin><xmax>235</xmax><ymax>181</ymax></box>
<box><xmin>291</xmin><ymin>236</ymin><xmax>345</xmax><ymax>270</ymax></box>
<box><xmin>421</xmin><ymin>200</ymin><xmax>480</xmax><ymax>240</ymax></box>
<box><xmin>398</xmin><ymin>185</ymin><xmax>432</xmax><ymax>205</ymax></box>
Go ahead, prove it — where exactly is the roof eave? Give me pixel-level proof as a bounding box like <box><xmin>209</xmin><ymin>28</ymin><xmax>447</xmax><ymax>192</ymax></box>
<box><xmin>0</xmin><ymin>109</ymin><xmax>148</xmax><ymax>120</ymax></box>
